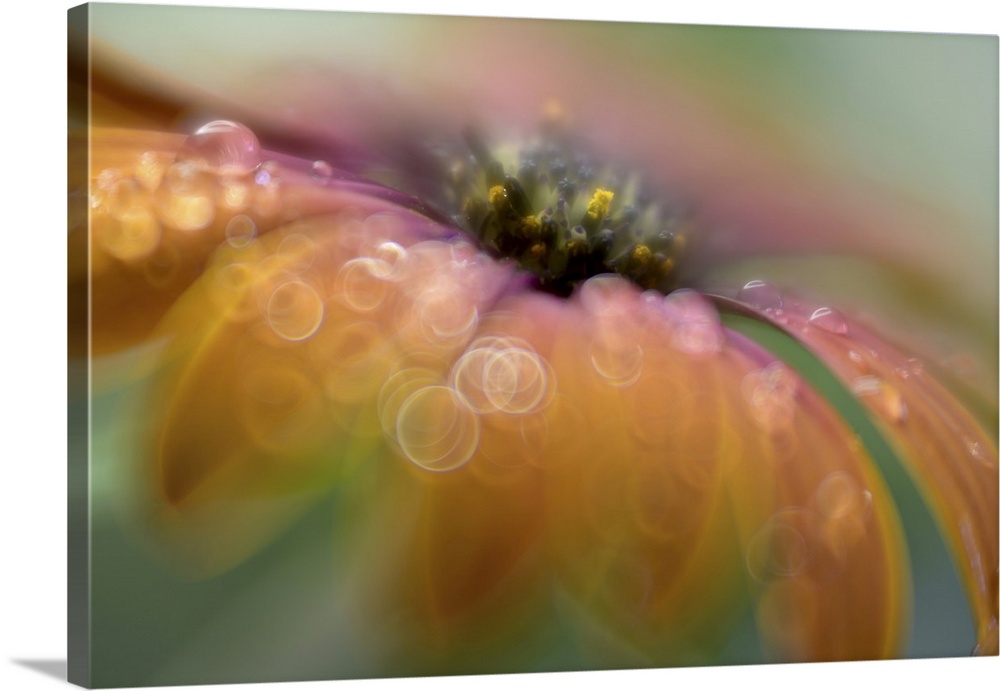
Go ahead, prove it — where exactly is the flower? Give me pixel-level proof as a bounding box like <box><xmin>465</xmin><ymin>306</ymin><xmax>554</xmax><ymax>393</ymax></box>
<box><xmin>69</xmin><ymin>5</ymin><xmax>997</xmax><ymax>684</ymax></box>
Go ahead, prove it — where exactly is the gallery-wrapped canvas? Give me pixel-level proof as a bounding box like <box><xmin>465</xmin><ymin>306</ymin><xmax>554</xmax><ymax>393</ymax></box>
<box><xmin>68</xmin><ymin>2</ymin><xmax>998</xmax><ymax>688</ymax></box>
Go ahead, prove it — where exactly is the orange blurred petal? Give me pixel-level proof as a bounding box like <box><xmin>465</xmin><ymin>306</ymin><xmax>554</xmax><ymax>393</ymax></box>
<box><xmin>744</xmin><ymin>297</ymin><xmax>999</xmax><ymax>654</ymax></box>
<box><xmin>83</xmin><ymin>124</ymin><xmax>949</xmax><ymax>663</ymax></box>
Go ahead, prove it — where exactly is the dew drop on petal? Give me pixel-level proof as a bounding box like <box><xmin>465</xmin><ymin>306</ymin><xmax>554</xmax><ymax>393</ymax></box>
<box><xmin>252</xmin><ymin>161</ymin><xmax>282</xmax><ymax>216</ymax></box>
<box><xmin>395</xmin><ymin>385</ymin><xmax>480</xmax><ymax>472</ymax></box>
<box><xmin>577</xmin><ymin>274</ymin><xmax>633</xmax><ymax>318</ymax></box>
<box><xmin>851</xmin><ymin>375</ymin><xmax>907</xmax><ymax>423</ymax></box>
<box><xmin>178</xmin><ymin>120</ymin><xmax>262</xmax><ymax>177</ymax></box>
<box><xmin>160</xmin><ymin>195</ymin><xmax>215</xmax><ymax>232</ymax></box>
<box><xmin>372</xmin><ymin>241</ymin><xmax>409</xmax><ymax>281</ymax></box>
<box><xmin>254</xmin><ymin>161</ymin><xmax>277</xmax><ymax>186</ymax></box>
<box><xmin>815</xmin><ymin>472</ymin><xmax>862</xmax><ymax>520</ymax></box>
<box><xmin>451</xmin><ymin>346</ymin><xmax>501</xmax><ymax>414</ymax></box>
<box><xmin>377</xmin><ymin>369</ymin><xmax>441</xmax><ymax>438</ymax></box>
<box><xmin>220</xmin><ymin>180</ymin><xmax>251</xmax><ymax>210</ymax></box>
<box><xmin>808</xmin><ymin>306</ymin><xmax>849</xmax><ymax>335</ymax></box>
<box><xmin>741</xmin><ymin>362</ymin><xmax>798</xmax><ymax>434</ymax></box>
<box><xmin>414</xmin><ymin>283</ymin><xmax>479</xmax><ymax>343</ymax></box>
<box><xmin>265</xmin><ymin>280</ymin><xmax>325</xmax><ymax>342</ymax></box>
<box><xmin>107</xmin><ymin>177</ymin><xmax>145</xmax><ymax>219</ymax></box>
<box><xmin>362</xmin><ymin>211</ymin><xmax>406</xmax><ymax>249</ymax></box>
<box><xmin>964</xmin><ymin>437</ymin><xmax>993</xmax><ymax>469</ymax></box>
<box><xmin>896</xmin><ymin>357</ymin><xmax>924</xmax><ymax>380</ymax></box>
<box><xmin>101</xmin><ymin>207</ymin><xmax>161</xmax><ymax>262</ymax></box>
<box><xmin>746</xmin><ymin>510</ymin><xmax>811</xmax><ymax>582</ymax></box>
<box><xmin>483</xmin><ymin>346</ymin><xmax>551</xmax><ymax>414</ymax></box>
<box><xmin>157</xmin><ymin>162</ymin><xmax>216</xmax><ymax>231</ymax></box>
<box><xmin>135</xmin><ymin>151</ymin><xmax>166</xmax><ymax>190</ymax></box>
<box><xmin>451</xmin><ymin>337</ymin><xmax>551</xmax><ymax>415</ymax></box>
<box><xmin>662</xmin><ymin>289</ymin><xmax>724</xmax><ymax>354</ymax></box>
<box><xmin>310</xmin><ymin>159</ymin><xmax>334</xmax><ymax>182</ymax></box>
<box><xmin>225</xmin><ymin>214</ymin><xmax>257</xmax><ymax>248</ymax></box>
<box><xmin>335</xmin><ymin>258</ymin><xmax>392</xmax><ymax>312</ymax></box>
<box><xmin>737</xmin><ymin>279</ymin><xmax>783</xmax><ymax>313</ymax></box>
<box><xmin>590</xmin><ymin>334</ymin><xmax>644</xmax><ymax>387</ymax></box>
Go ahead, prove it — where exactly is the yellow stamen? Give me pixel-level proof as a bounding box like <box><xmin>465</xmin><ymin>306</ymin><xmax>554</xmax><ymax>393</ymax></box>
<box><xmin>586</xmin><ymin>189</ymin><xmax>615</xmax><ymax>222</ymax></box>
<box><xmin>489</xmin><ymin>185</ymin><xmax>506</xmax><ymax>210</ymax></box>
<box><xmin>631</xmin><ymin>244</ymin><xmax>652</xmax><ymax>266</ymax></box>
<box><xmin>520</xmin><ymin>215</ymin><xmax>541</xmax><ymax>238</ymax></box>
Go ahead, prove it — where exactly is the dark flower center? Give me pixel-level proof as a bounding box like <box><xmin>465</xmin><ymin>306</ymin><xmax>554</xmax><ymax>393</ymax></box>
<box><xmin>446</xmin><ymin>121</ymin><xmax>688</xmax><ymax>297</ymax></box>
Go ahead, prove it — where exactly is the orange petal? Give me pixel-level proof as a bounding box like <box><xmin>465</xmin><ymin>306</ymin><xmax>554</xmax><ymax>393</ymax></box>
<box><xmin>538</xmin><ymin>280</ymin><xmax>909</xmax><ymax>662</ymax></box>
<box><xmin>739</xmin><ymin>296</ymin><xmax>999</xmax><ymax>655</ymax></box>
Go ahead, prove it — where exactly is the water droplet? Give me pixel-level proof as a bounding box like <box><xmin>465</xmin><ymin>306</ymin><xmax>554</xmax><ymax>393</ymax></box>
<box><xmin>807</xmin><ymin>306</ymin><xmax>848</xmax><ymax>335</ymax></box>
<box><xmin>335</xmin><ymin>258</ymin><xmax>392</xmax><ymax>312</ymax></box>
<box><xmin>413</xmin><ymin>282</ymin><xmax>479</xmax><ymax>343</ymax></box>
<box><xmin>265</xmin><ymin>280</ymin><xmax>325</xmax><ymax>342</ymax></box>
<box><xmin>959</xmin><ymin>514</ymin><xmax>989</xmax><ymax>604</ymax></box>
<box><xmin>106</xmin><ymin>178</ymin><xmax>151</xmax><ymax>227</ymax></box>
<box><xmin>896</xmin><ymin>357</ymin><xmax>924</xmax><ymax>379</ymax></box>
<box><xmin>481</xmin><ymin>346</ymin><xmax>551</xmax><ymax>414</ymax></box>
<box><xmin>851</xmin><ymin>375</ymin><xmax>907</xmax><ymax>423</ymax></box>
<box><xmin>395</xmin><ymin>385</ymin><xmax>480</xmax><ymax>472</ymax></box>
<box><xmin>746</xmin><ymin>510</ymin><xmax>810</xmax><ymax>582</ymax></box>
<box><xmin>590</xmin><ymin>333</ymin><xmax>644</xmax><ymax>387</ymax></box>
<box><xmin>737</xmin><ymin>280</ymin><xmax>783</xmax><ymax>313</ymax></box>
<box><xmin>814</xmin><ymin>472</ymin><xmax>862</xmax><ymax>520</ymax></box>
<box><xmin>135</xmin><ymin>151</ymin><xmax>166</xmax><ymax>190</ymax></box>
<box><xmin>964</xmin><ymin>437</ymin><xmax>990</xmax><ymax>466</ymax></box>
<box><xmin>220</xmin><ymin>180</ymin><xmax>250</xmax><ymax>210</ymax></box>
<box><xmin>178</xmin><ymin>120</ymin><xmax>262</xmax><ymax>177</ymax></box>
<box><xmin>100</xmin><ymin>208</ymin><xmax>161</xmax><ymax>262</ymax></box>
<box><xmin>372</xmin><ymin>241</ymin><xmax>409</xmax><ymax>281</ymax></box>
<box><xmin>451</xmin><ymin>346</ymin><xmax>502</xmax><ymax>414</ymax></box>
<box><xmin>252</xmin><ymin>161</ymin><xmax>282</xmax><ymax>216</ymax></box>
<box><xmin>107</xmin><ymin>177</ymin><xmax>145</xmax><ymax>219</ymax></box>
<box><xmin>225</xmin><ymin>215</ymin><xmax>257</xmax><ymax>248</ymax></box>
<box><xmin>92</xmin><ymin>168</ymin><xmax>122</xmax><ymax>210</ymax></box>
<box><xmin>157</xmin><ymin>162</ymin><xmax>216</xmax><ymax>231</ymax></box>
<box><xmin>578</xmin><ymin>274</ymin><xmax>633</xmax><ymax>318</ymax></box>
<box><xmin>254</xmin><ymin>160</ymin><xmax>279</xmax><ymax>186</ymax></box>
<box><xmin>310</xmin><ymin>159</ymin><xmax>334</xmax><ymax>181</ymax></box>
<box><xmin>741</xmin><ymin>362</ymin><xmax>798</xmax><ymax>434</ymax></box>
<box><xmin>662</xmin><ymin>289</ymin><xmax>724</xmax><ymax>354</ymax></box>
<box><xmin>377</xmin><ymin>369</ymin><xmax>441</xmax><ymax>438</ymax></box>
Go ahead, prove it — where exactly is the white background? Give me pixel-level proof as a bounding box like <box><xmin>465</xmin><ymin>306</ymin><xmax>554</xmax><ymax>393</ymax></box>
<box><xmin>3</xmin><ymin>1</ymin><xmax>998</xmax><ymax>690</ymax></box>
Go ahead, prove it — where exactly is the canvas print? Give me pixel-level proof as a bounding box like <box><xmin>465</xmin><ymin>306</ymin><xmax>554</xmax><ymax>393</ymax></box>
<box><xmin>67</xmin><ymin>3</ymin><xmax>998</xmax><ymax>688</ymax></box>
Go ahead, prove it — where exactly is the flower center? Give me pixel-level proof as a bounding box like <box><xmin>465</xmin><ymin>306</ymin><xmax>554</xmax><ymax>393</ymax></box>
<box><xmin>447</xmin><ymin>122</ymin><xmax>687</xmax><ymax>297</ymax></box>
